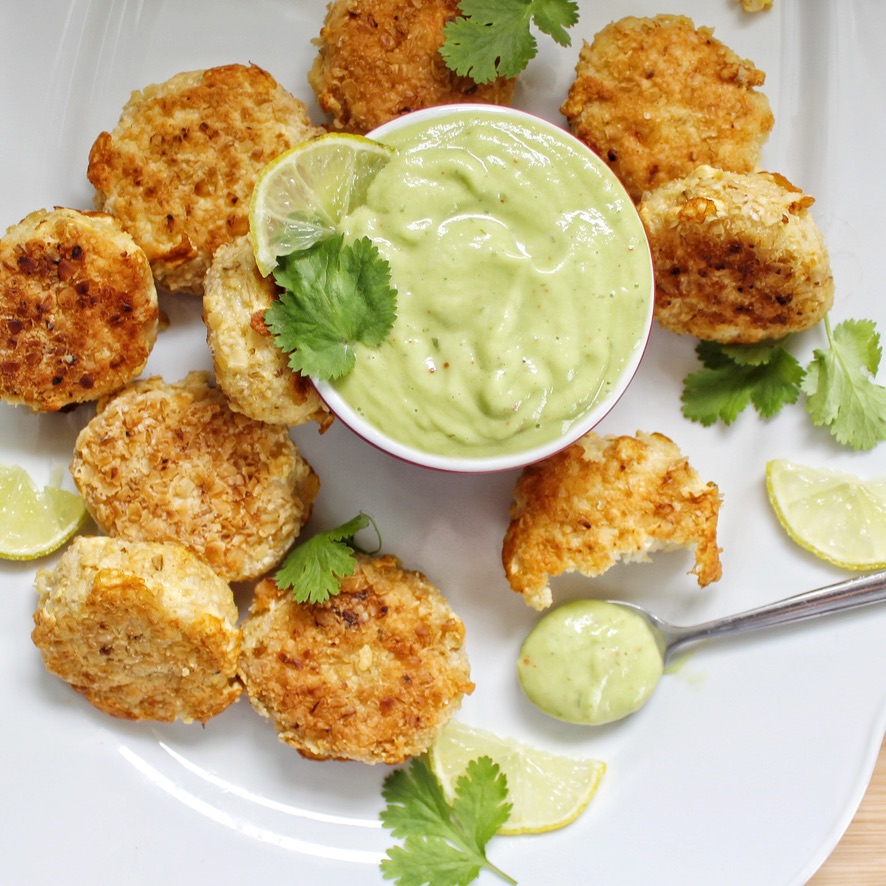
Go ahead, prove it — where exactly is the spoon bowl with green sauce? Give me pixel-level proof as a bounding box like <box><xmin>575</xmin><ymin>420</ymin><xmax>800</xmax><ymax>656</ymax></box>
<box><xmin>518</xmin><ymin>570</ymin><xmax>886</xmax><ymax>726</ymax></box>
<box><xmin>314</xmin><ymin>104</ymin><xmax>654</xmax><ymax>473</ymax></box>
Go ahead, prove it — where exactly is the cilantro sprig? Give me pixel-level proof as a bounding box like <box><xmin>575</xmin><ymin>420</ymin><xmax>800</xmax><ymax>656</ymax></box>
<box><xmin>274</xmin><ymin>513</ymin><xmax>380</xmax><ymax>604</ymax></box>
<box><xmin>266</xmin><ymin>234</ymin><xmax>396</xmax><ymax>381</ymax></box>
<box><xmin>802</xmin><ymin>317</ymin><xmax>886</xmax><ymax>449</ymax></box>
<box><xmin>380</xmin><ymin>756</ymin><xmax>515</xmax><ymax>886</ymax></box>
<box><xmin>681</xmin><ymin>338</ymin><xmax>805</xmax><ymax>426</ymax></box>
<box><xmin>440</xmin><ymin>0</ymin><xmax>580</xmax><ymax>84</ymax></box>
<box><xmin>681</xmin><ymin>316</ymin><xmax>886</xmax><ymax>450</ymax></box>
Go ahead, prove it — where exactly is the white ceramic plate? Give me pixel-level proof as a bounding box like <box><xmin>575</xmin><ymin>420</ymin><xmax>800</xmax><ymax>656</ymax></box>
<box><xmin>3</xmin><ymin>2</ymin><xmax>885</xmax><ymax>884</ymax></box>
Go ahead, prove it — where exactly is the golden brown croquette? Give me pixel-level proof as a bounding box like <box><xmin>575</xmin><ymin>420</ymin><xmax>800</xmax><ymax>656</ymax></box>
<box><xmin>238</xmin><ymin>554</ymin><xmax>474</xmax><ymax>764</ymax></box>
<box><xmin>0</xmin><ymin>207</ymin><xmax>157</xmax><ymax>411</ymax></box>
<box><xmin>88</xmin><ymin>64</ymin><xmax>323</xmax><ymax>295</ymax></box>
<box><xmin>70</xmin><ymin>372</ymin><xmax>319</xmax><ymax>582</ymax></box>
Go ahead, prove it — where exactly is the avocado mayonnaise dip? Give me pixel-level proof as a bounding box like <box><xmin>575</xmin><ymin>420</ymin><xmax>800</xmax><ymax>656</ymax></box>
<box><xmin>335</xmin><ymin>107</ymin><xmax>652</xmax><ymax>460</ymax></box>
<box><xmin>517</xmin><ymin>599</ymin><xmax>664</xmax><ymax>725</ymax></box>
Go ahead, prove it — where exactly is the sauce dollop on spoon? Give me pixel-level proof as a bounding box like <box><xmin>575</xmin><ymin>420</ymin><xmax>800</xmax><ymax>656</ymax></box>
<box><xmin>517</xmin><ymin>599</ymin><xmax>663</xmax><ymax>726</ymax></box>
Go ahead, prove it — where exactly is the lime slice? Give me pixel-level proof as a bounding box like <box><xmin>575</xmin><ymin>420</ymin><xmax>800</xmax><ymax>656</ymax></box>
<box><xmin>249</xmin><ymin>132</ymin><xmax>395</xmax><ymax>275</ymax></box>
<box><xmin>0</xmin><ymin>463</ymin><xmax>88</xmax><ymax>560</ymax></box>
<box><xmin>766</xmin><ymin>458</ymin><xmax>886</xmax><ymax>569</ymax></box>
<box><xmin>429</xmin><ymin>720</ymin><xmax>606</xmax><ymax>835</ymax></box>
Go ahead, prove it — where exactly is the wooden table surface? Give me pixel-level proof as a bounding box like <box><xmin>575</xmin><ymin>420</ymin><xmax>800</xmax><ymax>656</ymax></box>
<box><xmin>810</xmin><ymin>735</ymin><xmax>886</xmax><ymax>883</ymax></box>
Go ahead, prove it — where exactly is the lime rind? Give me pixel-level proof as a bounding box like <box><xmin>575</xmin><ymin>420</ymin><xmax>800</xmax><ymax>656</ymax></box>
<box><xmin>0</xmin><ymin>463</ymin><xmax>88</xmax><ymax>561</ymax></box>
<box><xmin>766</xmin><ymin>459</ymin><xmax>886</xmax><ymax>569</ymax></box>
<box><xmin>429</xmin><ymin>720</ymin><xmax>606</xmax><ymax>835</ymax></box>
<box><xmin>249</xmin><ymin>133</ymin><xmax>395</xmax><ymax>276</ymax></box>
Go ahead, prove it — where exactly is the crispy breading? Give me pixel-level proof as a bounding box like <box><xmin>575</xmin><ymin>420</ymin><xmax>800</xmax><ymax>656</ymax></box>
<box><xmin>202</xmin><ymin>236</ymin><xmax>332</xmax><ymax>428</ymax></box>
<box><xmin>502</xmin><ymin>431</ymin><xmax>723</xmax><ymax>610</ymax></box>
<box><xmin>638</xmin><ymin>166</ymin><xmax>834</xmax><ymax>343</ymax></box>
<box><xmin>238</xmin><ymin>554</ymin><xmax>474</xmax><ymax>764</ymax></box>
<box><xmin>87</xmin><ymin>64</ymin><xmax>323</xmax><ymax>295</ymax></box>
<box><xmin>0</xmin><ymin>207</ymin><xmax>157</xmax><ymax>411</ymax></box>
<box><xmin>70</xmin><ymin>371</ymin><xmax>319</xmax><ymax>582</ymax></box>
<box><xmin>32</xmin><ymin>536</ymin><xmax>242</xmax><ymax>724</ymax></box>
<box><xmin>561</xmin><ymin>15</ymin><xmax>774</xmax><ymax>202</ymax></box>
<box><xmin>308</xmin><ymin>0</ymin><xmax>516</xmax><ymax>134</ymax></box>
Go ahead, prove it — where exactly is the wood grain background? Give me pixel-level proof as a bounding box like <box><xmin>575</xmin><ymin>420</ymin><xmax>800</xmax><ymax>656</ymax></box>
<box><xmin>811</xmin><ymin>736</ymin><xmax>886</xmax><ymax>882</ymax></box>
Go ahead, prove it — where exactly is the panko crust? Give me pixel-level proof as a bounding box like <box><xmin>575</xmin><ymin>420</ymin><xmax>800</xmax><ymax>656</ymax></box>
<box><xmin>32</xmin><ymin>536</ymin><xmax>242</xmax><ymax>723</ymax></box>
<box><xmin>638</xmin><ymin>166</ymin><xmax>834</xmax><ymax>343</ymax></box>
<box><xmin>87</xmin><ymin>64</ymin><xmax>323</xmax><ymax>295</ymax></box>
<box><xmin>202</xmin><ymin>236</ymin><xmax>332</xmax><ymax>428</ymax></box>
<box><xmin>308</xmin><ymin>0</ymin><xmax>516</xmax><ymax>134</ymax></box>
<box><xmin>561</xmin><ymin>15</ymin><xmax>774</xmax><ymax>202</ymax></box>
<box><xmin>502</xmin><ymin>431</ymin><xmax>722</xmax><ymax>610</ymax></box>
<box><xmin>239</xmin><ymin>554</ymin><xmax>474</xmax><ymax>764</ymax></box>
<box><xmin>0</xmin><ymin>207</ymin><xmax>157</xmax><ymax>411</ymax></box>
<box><xmin>70</xmin><ymin>371</ymin><xmax>319</xmax><ymax>582</ymax></box>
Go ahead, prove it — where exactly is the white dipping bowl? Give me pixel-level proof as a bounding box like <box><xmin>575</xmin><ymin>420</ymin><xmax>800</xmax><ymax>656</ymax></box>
<box><xmin>314</xmin><ymin>104</ymin><xmax>654</xmax><ymax>473</ymax></box>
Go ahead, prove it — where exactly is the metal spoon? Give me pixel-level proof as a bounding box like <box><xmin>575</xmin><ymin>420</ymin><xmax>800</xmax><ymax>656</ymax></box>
<box><xmin>612</xmin><ymin>568</ymin><xmax>886</xmax><ymax>667</ymax></box>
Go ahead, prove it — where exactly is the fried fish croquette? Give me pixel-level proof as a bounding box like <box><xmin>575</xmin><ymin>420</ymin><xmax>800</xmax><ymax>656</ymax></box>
<box><xmin>308</xmin><ymin>0</ymin><xmax>516</xmax><ymax>134</ymax></box>
<box><xmin>32</xmin><ymin>536</ymin><xmax>242</xmax><ymax>723</ymax></box>
<box><xmin>0</xmin><ymin>207</ymin><xmax>157</xmax><ymax>411</ymax></box>
<box><xmin>502</xmin><ymin>431</ymin><xmax>722</xmax><ymax>610</ymax></box>
<box><xmin>561</xmin><ymin>15</ymin><xmax>774</xmax><ymax>202</ymax></box>
<box><xmin>88</xmin><ymin>64</ymin><xmax>323</xmax><ymax>295</ymax></box>
<box><xmin>202</xmin><ymin>236</ymin><xmax>331</xmax><ymax>428</ymax></box>
<box><xmin>70</xmin><ymin>371</ymin><xmax>319</xmax><ymax>582</ymax></box>
<box><xmin>638</xmin><ymin>166</ymin><xmax>834</xmax><ymax>343</ymax></box>
<box><xmin>239</xmin><ymin>555</ymin><xmax>473</xmax><ymax>764</ymax></box>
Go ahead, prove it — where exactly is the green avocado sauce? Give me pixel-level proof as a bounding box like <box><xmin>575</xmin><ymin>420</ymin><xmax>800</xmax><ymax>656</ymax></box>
<box><xmin>517</xmin><ymin>599</ymin><xmax>664</xmax><ymax>725</ymax></box>
<box><xmin>335</xmin><ymin>109</ymin><xmax>652</xmax><ymax>459</ymax></box>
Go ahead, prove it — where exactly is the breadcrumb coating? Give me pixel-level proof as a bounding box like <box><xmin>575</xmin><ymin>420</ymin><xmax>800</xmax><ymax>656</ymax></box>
<box><xmin>202</xmin><ymin>236</ymin><xmax>331</xmax><ymax>428</ymax></box>
<box><xmin>308</xmin><ymin>0</ymin><xmax>516</xmax><ymax>134</ymax></box>
<box><xmin>32</xmin><ymin>536</ymin><xmax>242</xmax><ymax>724</ymax></box>
<box><xmin>239</xmin><ymin>554</ymin><xmax>473</xmax><ymax>764</ymax></box>
<box><xmin>561</xmin><ymin>15</ymin><xmax>773</xmax><ymax>202</ymax></box>
<box><xmin>70</xmin><ymin>371</ymin><xmax>319</xmax><ymax>582</ymax></box>
<box><xmin>0</xmin><ymin>207</ymin><xmax>157</xmax><ymax>411</ymax></box>
<box><xmin>638</xmin><ymin>166</ymin><xmax>834</xmax><ymax>343</ymax></box>
<box><xmin>502</xmin><ymin>431</ymin><xmax>723</xmax><ymax>610</ymax></box>
<box><xmin>88</xmin><ymin>64</ymin><xmax>323</xmax><ymax>295</ymax></box>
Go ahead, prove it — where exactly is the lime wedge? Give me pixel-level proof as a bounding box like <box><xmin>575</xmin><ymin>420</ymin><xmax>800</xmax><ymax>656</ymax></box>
<box><xmin>429</xmin><ymin>720</ymin><xmax>606</xmax><ymax>835</ymax></box>
<box><xmin>766</xmin><ymin>458</ymin><xmax>886</xmax><ymax>569</ymax></box>
<box><xmin>0</xmin><ymin>463</ymin><xmax>88</xmax><ymax>560</ymax></box>
<box><xmin>248</xmin><ymin>132</ymin><xmax>395</xmax><ymax>275</ymax></box>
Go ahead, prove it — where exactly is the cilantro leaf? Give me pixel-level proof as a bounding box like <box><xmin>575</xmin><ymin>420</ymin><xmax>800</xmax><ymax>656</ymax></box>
<box><xmin>274</xmin><ymin>513</ymin><xmax>377</xmax><ymax>604</ymax></box>
<box><xmin>802</xmin><ymin>317</ymin><xmax>886</xmax><ymax>450</ymax></box>
<box><xmin>265</xmin><ymin>235</ymin><xmax>396</xmax><ymax>381</ymax></box>
<box><xmin>681</xmin><ymin>340</ymin><xmax>805</xmax><ymax>426</ymax></box>
<box><xmin>380</xmin><ymin>756</ymin><xmax>515</xmax><ymax>886</ymax></box>
<box><xmin>440</xmin><ymin>0</ymin><xmax>579</xmax><ymax>84</ymax></box>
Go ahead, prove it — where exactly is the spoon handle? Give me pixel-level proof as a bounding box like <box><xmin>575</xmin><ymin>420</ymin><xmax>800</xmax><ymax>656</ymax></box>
<box><xmin>671</xmin><ymin>569</ymin><xmax>886</xmax><ymax>655</ymax></box>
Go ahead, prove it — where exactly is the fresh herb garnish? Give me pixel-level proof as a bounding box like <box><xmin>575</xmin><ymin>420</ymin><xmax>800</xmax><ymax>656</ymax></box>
<box><xmin>681</xmin><ymin>338</ymin><xmax>805</xmax><ymax>426</ymax></box>
<box><xmin>440</xmin><ymin>0</ymin><xmax>580</xmax><ymax>84</ymax></box>
<box><xmin>265</xmin><ymin>234</ymin><xmax>397</xmax><ymax>381</ymax></box>
<box><xmin>803</xmin><ymin>316</ymin><xmax>886</xmax><ymax>450</ymax></box>
<box><xmin>680</xmin><ymin>316</ymin><xmax>886</xmax><ymax>450</ymax></box>
<box><xmin>380</xmin><ymin>755</ymin><xmax>516</xmax><ymax>886</ymax></box>
<box><xmin>274</xmin><ymin>513</ymin><xmax>380</xmax><ymax>604</ymax></box>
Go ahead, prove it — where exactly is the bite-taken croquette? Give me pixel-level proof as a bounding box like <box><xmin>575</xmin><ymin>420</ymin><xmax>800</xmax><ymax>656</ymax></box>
<box><xmin>238</xmin><ymin>554</ymin><xmax>474</xmax><ymax>765</ymax></box>
<box><xmin>502</xmin><ymin>431</ymin><xmax>722</xmax><ymax>611</ymax></box>
<box><xmin>87</xmin><ymin>64</ymin><xmax>323</xmax><ymax>295</ymax></box>
<box><xmin>32</xmin><ymin>536</ymin><xmax>242</xmax><ymax>724</ymax></box>
<box><xmin>70</xmin><ymin>371</ymin><xmax>319</xmax><ymax>583</ymax></box>
<box><xmin>561</xmin><ymin>15</ymin><xmax>774</xmax><ymax>202</ymax></box>
<box><xmin>638</xmin><ymin>166</ymin><xmax>834</xmax><ymax>343</ymax></box>
<box><xmin>202</xmin><ymin>236</ymin><xmax>332</xmax><ymax>428</ymax></box>
<box><xmin>308</xmin><ymin>0</ymin><xmax>516</xmax><ymax>134</ymax></box>
<box><xmin>0</xmin><ymin>207</ymin><xmax>157</xmax><ymax>411</ymax></box>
